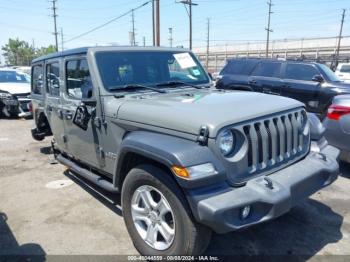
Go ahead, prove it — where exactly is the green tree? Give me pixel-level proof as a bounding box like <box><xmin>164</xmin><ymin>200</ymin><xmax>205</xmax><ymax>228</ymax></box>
<box><xmin>35</xmin><ymin>45</ymin><xmax>57</xmax><ymax>57</ymax></box>
<box><xmin>1</xmin><ymin>38</ymin><xmax>35</xmax><ymax>66</ymax></box>
<box><xmin>1</xmin><ymin>38</ymin><xmax>56</xmax><ymax>66</ymax></box>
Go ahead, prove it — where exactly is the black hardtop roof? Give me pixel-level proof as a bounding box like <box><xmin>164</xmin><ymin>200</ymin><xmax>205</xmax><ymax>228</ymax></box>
<box><xmin>32</xmin><ymin>46</ymin><xmax>190</xmax><ymax>64</ymax></box>
<box><xmin>32</xmin><ymin>47</ymin><xmax>89</xmax><ymax>63</ymax></box>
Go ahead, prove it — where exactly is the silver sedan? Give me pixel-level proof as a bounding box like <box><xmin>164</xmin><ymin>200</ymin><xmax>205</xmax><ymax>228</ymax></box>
<box><xmin>324</xmin><ymin>95</ymin><xmax>350</xmax><ymax>163</ymax></box>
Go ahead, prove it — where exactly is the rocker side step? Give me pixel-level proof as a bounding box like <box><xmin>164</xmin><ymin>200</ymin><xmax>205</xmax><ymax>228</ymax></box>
<box><xmin>56</xmin><ymin>154</ymin><xmax>119</xmax><ymax>193</ymax></box>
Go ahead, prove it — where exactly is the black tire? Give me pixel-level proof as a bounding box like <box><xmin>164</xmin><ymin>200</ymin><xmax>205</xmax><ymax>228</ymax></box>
<box><xmin>121</xmin><ymin>164</ymin><xmax>212</xmax><ymax>256</ymax></box>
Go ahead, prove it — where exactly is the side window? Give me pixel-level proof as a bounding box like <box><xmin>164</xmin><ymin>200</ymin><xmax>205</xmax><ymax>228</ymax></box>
<box><xmin>66</xmin><ymin>59</ymin><xmax>92</xmax><ymax>99</ymax></box>
<box><xmin>285</xmin><ymin>64</ymin><xmax>319</xmax><ymax>81</ymax></box>
<box><xmin>46</xmin><ymin>62</ymin><xmax>60</xmax><ymax>96</ymax></box>
<box><xmin>32</xmin><ymin>64</ymin><xmax>43</xmax><ymax>95</ymax></box>
<box><xmin>221</xmin><ymin>60</ymin><xmax>258</xmax><ymax>76</ymax></box>
<box><xmin>251</xmin><ymin>62</ymin><xmax>281</xmax><ymax>78</ymax></box>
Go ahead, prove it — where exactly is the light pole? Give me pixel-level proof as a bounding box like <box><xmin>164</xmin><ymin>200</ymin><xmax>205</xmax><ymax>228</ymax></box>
<box><xmin>177</xmin><ymin>0</ymin><xmax>198</xmax><ymax>50</ymax></box>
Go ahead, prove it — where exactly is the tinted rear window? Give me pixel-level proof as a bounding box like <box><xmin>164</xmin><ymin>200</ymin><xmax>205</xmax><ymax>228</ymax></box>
<box><xmin>220</xmin><ymin>60</ymin><xmax>258</xmax><ymax>75</ymax></box>
<box><xmin>251</xmin><ymin>62</ymin><xmax>282</xmax><ymax>78</ymax></box>
<box><xmin>340</xmin><ymin>65</ymin><xmax>350</xmax><ymax>73</ymax></box>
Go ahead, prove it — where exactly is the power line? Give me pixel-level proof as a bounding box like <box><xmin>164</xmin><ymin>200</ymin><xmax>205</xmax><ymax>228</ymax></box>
<box><xmin>265</xmin><ymin>0</ymin><xmax>273</xmax><ymax>57</ymax></box>
<box><xmin>64</xmin><ymin>1</ymin><xmax>150</xmax><ymax>44</ymax></box>
<box><xmin>50</xmin><ymin>0</ymin><xmax>59</xmax><ymax>51</ymax></box>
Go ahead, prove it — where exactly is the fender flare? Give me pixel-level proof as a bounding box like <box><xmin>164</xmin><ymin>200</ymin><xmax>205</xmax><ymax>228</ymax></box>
<box><xmin>114</xmin><ymin>131</ymin><xmax>225</xmax><ymax>189</ymax></box>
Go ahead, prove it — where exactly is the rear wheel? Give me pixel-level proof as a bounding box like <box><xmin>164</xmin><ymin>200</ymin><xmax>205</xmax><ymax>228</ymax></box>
<box><xmin>121</xmin><ymin>165</ymin><xmax>211</xmax><ymax>255</ymax></box>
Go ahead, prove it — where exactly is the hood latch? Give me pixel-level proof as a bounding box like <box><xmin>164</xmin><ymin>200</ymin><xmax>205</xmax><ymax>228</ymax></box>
<box><xmin>197</xmin><ymin>125</ymin><xmax>209</xmax><ymax>146</ymax></box>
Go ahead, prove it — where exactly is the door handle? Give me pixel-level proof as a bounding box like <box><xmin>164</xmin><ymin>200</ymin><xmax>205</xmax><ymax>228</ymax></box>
<box><xmin>249</xmin><ymin>80</ymin><xmax>257</xmax><ymax>84</ymax></box>
<box><xmin>282</xmin><ymin>84</ymin><xmax>290</xmax><ymax>88</ymax></box>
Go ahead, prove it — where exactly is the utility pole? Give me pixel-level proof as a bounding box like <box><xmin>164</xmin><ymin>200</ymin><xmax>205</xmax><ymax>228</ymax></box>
<box><xmin>265</xmin><ymin>0</ymin><xmax>273</xmax><ymax>57</ymax></box>
<box><xmin>60</xmin><ymin>28</ymin><xmax>64</xmax><ymax>51</ymax></box>
<box><xmin>168</xmin><ymin>27</ymin><xmax>173</xmax><ymax>47</ymax></box>
<box><xmin>178</xmin><ymin>0</ymin><xmax>198</xmax><ymax>50</ymax></box>
<box><xmin>206</xmin><ymin>18</ymin><xmax>210</xmax><ymax>70</ymax></box>
<box><xmin>143</xmin><ymin>36</ymin><xmax>146</xmax><ymax>46</ymax></box>
<box><xmin>131</xmin><ymin>9</ymin><xmax>136</xmax><ymax>46</ymax></box>
<box><xmin>50</xmin><ymin>0</ymin><xmax>59</xmax><ymax>52</ymax></box>
<box><xmin>152</xmin><ymin>0</ymin><xmax>155</xmax><ymax>46</ymax></box>
<box><xmin>335</xmin><ymin>9</ymin><xmax>346</xmax><ymax>67</ymax></box>
<box><xmin>155</xmin><ymin>0</ymin><xmax>160</xmax><ymax>46</ymax></box>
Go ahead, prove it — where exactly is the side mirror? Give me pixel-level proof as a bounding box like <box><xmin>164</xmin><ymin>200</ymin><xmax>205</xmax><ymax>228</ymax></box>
<box><xmin>81</xmin><ymin>97</ymin><xmax>97</xmax><ymax>107</ymax></box>
<box><xmin>312</xmin><ymin>75</ymin><xmax>324</xmax><ymax>83</ymax></box>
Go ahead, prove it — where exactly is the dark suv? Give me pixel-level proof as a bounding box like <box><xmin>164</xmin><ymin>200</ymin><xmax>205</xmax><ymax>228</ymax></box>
<box><xmin>216</xmin><ymin>58</ymin><xmax>350</xmax><ymax>118</ymax></box>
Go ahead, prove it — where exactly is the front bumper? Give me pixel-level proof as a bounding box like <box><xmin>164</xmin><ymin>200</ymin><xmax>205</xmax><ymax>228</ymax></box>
<box><xmin>189</xmin><ymin>145</ymin><xmax>339</xmax><ymax>233</ymax></box>
<box><xmin>1</xmin><ymin>98</ymin><xmax>32</xmax><ymax>117</ymax></box>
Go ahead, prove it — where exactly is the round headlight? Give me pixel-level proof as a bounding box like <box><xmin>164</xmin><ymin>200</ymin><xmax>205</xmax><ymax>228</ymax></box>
<box><xmin>218</xmin><ymin>130</ymin><xmax>234</xmax><ymax>156</ymax></box>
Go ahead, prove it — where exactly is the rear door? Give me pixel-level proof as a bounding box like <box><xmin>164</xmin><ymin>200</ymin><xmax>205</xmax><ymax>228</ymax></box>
<box><xmin>281</xmin><ymin>63</ymin><xmax>321</xmax><ymax>113</ymax></box>
<box><xmin>31</xmin><ymin>63</ymin><xmax>44</xmax><ymax>118</ymax></box>
<box><xmin>248</xmin><ymin>61</ymin><xmax>283</xmax><ymax>95</ymax></box>
<box><xmin>60</xmin><ymin>56</ymin><xmax>100</xmax><ymax>166</ymax></box>
<box><xmin>44</xmin><ymin>59</ymin><xmax>66</xmax><ymax>150</ymax></box>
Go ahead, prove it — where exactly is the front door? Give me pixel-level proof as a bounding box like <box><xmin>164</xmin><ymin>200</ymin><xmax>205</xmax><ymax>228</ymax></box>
<box><xmin>60</xmin><ymin>56</ymin><xmax>100</xmax><ymax>167</ymax></box>
<box><xmin>45</xmin><ymin>60</ymin><xmax>66</xmax><ymax>150</ymax></box>
<box><xmin>281</xmin><ymin>63</ymin><xmax>321</xmax><ymax>113</ymax></box>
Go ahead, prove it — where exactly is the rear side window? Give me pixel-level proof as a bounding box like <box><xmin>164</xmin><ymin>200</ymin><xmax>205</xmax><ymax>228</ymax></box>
<box><xmin>221</xmin><ymin>60</ymin><xmax>258</xmax><ymax>75</ymax></box>
<box><xmin>46</xmin><ymin>62</ymin><xmax>60</xmax><ymax>96</ymax></box>
<box><xmin>340</xmin><ymin>65</ymin><xmax>350</xmax><ymax>73</ymax></box>
<box><xmin>32</xmin><ymin>65</ymin><xmax>43</xmax><ymax>95</ymax></box>
<box><xmin>66</xmin><ymin>59</ymin><xmax>92</xmax><ymax>99</ymax></box>
<box><xmin>251</xmin><ymin>62</ymin><xmax>281</xmax><ymax>78</ymax></box>
<box><xmin>285</xmin><ymin>63</ymin><xmax>319</xmax><ymax>81</ymax></box>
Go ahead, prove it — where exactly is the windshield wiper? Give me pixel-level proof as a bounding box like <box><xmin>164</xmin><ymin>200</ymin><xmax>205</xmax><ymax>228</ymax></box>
<box><xmin>156</xmin><ymin>81</ymin><xmax>204</xmax><ymax>89</ymax></box>
<box><xmin>109</xmin><ymin>84</ymin><xmax>166</xmax><ymax>93</ymax></box>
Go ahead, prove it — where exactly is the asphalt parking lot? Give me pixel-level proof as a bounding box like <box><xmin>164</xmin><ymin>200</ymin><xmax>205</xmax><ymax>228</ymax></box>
<box><xmin>0</xmin><ymin>118</ymin><xmax>350</xmax><ymax>258</ymax></box>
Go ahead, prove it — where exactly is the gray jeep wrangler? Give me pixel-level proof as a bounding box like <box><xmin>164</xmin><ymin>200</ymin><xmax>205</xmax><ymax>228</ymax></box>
<box><xmin>31</xmin><ymin>46</ymin><xmax>339</xmax><ymax>255</ymax></box>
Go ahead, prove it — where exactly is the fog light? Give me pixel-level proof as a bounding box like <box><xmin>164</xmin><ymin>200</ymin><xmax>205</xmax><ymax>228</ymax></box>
<box><xmin>241</xmin><ymin>205</ymin><xmax>251</xmax><ymax>219</ymax></box>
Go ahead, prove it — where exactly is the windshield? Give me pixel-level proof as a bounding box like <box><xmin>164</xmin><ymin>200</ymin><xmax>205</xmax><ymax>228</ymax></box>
<box><xmin>318</xmin><ymin>64</ymin><xmax>341</xmax><ymax>82</ymax></box>
<box><xmin>340</xmin><ymin>65</ymin><xmax>350</xmax><ymax>73</ymax></box>
<box><xmin>95</xmin><ymin>51</ymin><xmax>209</xmax><ymax>91</ymax></box>
<box><xmin>0</xmin><ymin>71</ymin><xmax>30</xmax><ymax>83</ymax></box>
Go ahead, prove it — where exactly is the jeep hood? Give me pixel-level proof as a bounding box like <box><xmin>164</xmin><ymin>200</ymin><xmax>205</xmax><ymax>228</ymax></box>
<box><xmin>0</xmin><ymin>83</ymin><xmax>31</xmax><ymax>95</ymax></box>
<box><xmin>117</xmin><ymin>90</ymin><xmax>304</xmax><ymax>137</ymax></box>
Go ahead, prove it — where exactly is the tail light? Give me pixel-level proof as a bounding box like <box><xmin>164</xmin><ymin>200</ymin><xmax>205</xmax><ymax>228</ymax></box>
<box><xmin>28</xmin><ymin>102</ymin><xmax>33</xmax><ymax>112</ymax></box>
<box><xmin>327</xmin><ymin>104</ymin><xmax>350</xmax><ymax>120</ymax></box>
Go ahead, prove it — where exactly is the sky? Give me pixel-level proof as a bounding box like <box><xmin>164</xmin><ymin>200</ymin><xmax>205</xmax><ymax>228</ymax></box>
<box><xmin>0</xmin><ymin>0</ymin><xmax>350</xmax><ymax>63</ymax></box>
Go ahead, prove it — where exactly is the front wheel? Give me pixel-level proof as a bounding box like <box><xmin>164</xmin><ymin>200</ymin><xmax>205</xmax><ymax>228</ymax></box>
<box><xmin>121</xmin><ymin>165</ymin><xmax>212</xmax><ymax>255</ymax></box>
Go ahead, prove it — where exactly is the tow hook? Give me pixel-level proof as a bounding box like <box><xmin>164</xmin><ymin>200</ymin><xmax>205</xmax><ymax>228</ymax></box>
<box><xmin>197</xmin><ymin>125</ymin><xmax>209</xmax><ymax>145</ymax></box>
<box><xmin>264</xmin><ymin>177</ymin><xmax>274</xmax><ymax>190</ymax></box>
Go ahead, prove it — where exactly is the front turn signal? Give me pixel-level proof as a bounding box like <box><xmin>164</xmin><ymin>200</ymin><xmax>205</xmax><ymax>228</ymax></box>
<box><xmin>171</xmin><ymin>166</ymin><xmax>190</xmax><ymax>179</ymax></box>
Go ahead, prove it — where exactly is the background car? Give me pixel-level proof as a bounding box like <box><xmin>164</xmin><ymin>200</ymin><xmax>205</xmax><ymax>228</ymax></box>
<box><xmin>335</xmin><ymin>63</ymin><xmax>350</xmax><ymax>83</ymax></box>
<box><xmin>0</xmin><ymin>68</ymin><xmax>32</xmax><ymax>118</ymax></box>
<box><xmin>216</xmin><ymin>58</ymin><xmax>350</xmax><ymax>119</ymax></box>
<box><xmin>323</xmin><ymin>95</ymin><xmax>350</xmax><ymax>163</ymax></box>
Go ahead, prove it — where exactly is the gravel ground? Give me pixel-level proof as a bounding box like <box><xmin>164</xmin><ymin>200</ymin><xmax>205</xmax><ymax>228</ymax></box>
<box><xmin>0</xmin><ymin>118</ymin><xmax>349</xmax><ymax>259</ymax></box>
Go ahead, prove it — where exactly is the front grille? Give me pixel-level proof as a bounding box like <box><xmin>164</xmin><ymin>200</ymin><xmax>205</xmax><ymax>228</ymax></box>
<box><xmin>241</xmin><ymin>108</ymin><xmax>309</xmax><ymax>174</ymax></box>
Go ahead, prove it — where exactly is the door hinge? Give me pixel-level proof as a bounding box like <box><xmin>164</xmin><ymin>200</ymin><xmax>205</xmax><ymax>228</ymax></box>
<box><xmin>197</xmin><ymin>125</ymin><xmax>209</xmax><ymax>145</ymax></box>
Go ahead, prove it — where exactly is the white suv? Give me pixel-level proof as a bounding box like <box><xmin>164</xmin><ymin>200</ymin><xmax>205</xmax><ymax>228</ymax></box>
<box><xmin>335</xmin><ymin>63</ymin><xmax>350</xmax><ymax>83</ymax></box>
